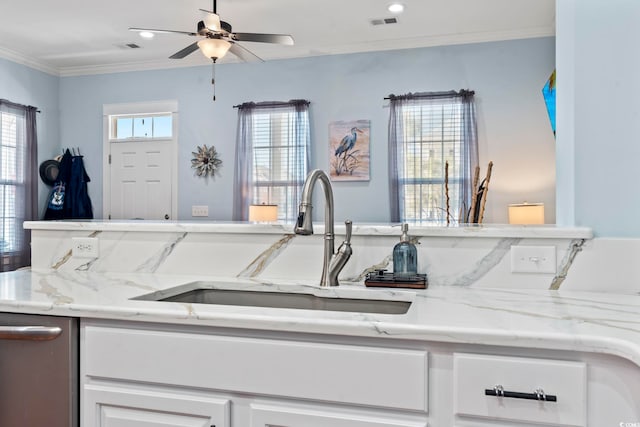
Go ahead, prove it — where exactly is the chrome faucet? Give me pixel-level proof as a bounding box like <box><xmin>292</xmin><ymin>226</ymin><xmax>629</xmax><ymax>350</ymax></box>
<box><xmin>294</xmin><ymin>169</ymin><xmax>353</xmax><ymax>287</ymax></box>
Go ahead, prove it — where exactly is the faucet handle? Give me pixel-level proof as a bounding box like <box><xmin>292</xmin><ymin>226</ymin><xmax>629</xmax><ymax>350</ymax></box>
<box><xmin>329</xmin><ymin>221</ymin><xmax>354</xmax><ymax>286</ymax></box>
<box><xmin>344</xmin><ymin>220</ymin><xmax>352</xmax><ymax>243</ymax></box>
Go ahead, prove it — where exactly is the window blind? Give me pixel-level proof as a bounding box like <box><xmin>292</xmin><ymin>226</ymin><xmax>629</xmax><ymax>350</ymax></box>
<box><xmin>0</xmin><ymin>99</ymin><xmax>37</xmax><ymax>271</ymax></box>
<box><xmin>401</xmin><ymin>102</ymin><xmax>464</xmax><ymax>222</ymax></box>
<box><xmin>251</xmin><ymin>109</ymin><xmax>309</xmax><ymax>221</ymax></box>
<box><xmin>389</xmin><ymin>90</ymin><xmax>477</xmax><ymax>224</ymax></box>
<box><xmin>233</xmin><ymin>100</ymin><xmax>309</xmax><ymax>223</ymax></box>
<box><xmin>1</xmin><ymin>111</ymin><xmax>20</xmax><ymax>253</ymax></box>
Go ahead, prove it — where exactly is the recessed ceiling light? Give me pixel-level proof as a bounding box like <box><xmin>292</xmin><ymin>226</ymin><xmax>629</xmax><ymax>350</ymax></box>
<box><xmin>388</xmin><ymin>3</ymin><xmax>405</xmax><ymax>13</ymax></box>
<box><xmin>139</xmin><ymin>31</ymin><xmax>155</xmax><ymax>39</ymax></box>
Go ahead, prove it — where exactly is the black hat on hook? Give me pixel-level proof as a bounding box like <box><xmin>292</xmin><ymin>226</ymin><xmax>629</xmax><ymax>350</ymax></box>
<box><xmin>39</xmin><ymin>159</ymin><xmax>60</xmax><ymax>186</ymax></box>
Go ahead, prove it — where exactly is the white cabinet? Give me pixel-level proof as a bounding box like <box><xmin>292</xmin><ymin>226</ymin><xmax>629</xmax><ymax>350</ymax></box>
<box><xmin>84</xmin><ymin>384</ymin><xmax>230</xmax><ymax>427</ymax></box>
<box><xmin>80</xmin><ymin>320</ymin><xmax>640</xmax><ymax>427</ymax></box>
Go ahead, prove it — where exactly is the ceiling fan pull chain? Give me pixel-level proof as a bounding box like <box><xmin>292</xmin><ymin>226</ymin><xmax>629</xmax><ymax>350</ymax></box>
<box><xmin>211</xmin><ymin>60</ymin><xmax>217</xmax><ymax>101</ymax></box>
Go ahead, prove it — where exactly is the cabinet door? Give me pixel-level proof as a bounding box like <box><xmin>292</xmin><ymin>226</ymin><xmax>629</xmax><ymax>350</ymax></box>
<box><xmin>250</xmin><ymin>403</ymin><xmax>427</xmax><ymax>427</ymax></box>
<box><xmin>84</xmin><ymin>384</ymin><xmax>230</xmax><ymax>427</ymax></box>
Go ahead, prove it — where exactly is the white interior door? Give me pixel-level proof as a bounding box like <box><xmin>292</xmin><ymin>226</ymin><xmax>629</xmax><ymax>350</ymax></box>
<box><xmin>103</xmin><ymin>100</ymin><xmax>178</xmax><ymax>221</ymax></box>
<box><xmin>109</xmin><ymin>140</ymin><xmax>173</xmax><ymax>220</ymax></box>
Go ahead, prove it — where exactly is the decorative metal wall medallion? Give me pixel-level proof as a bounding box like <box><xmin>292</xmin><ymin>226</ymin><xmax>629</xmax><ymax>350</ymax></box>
<box><xmin>191</xmin><ymin>144</ymin><xmax>222</xmax><ymax>177</ymax></box>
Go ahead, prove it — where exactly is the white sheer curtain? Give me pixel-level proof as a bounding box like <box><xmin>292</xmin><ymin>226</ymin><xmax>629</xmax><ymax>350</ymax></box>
<box><xmin>0</xmin><ymin>99</ymin><xmax>38</xmax><ymax>271</ymax></box>
<box><xmin>232</xmin><ymin>100</ymin><xmax>310</xmax><ymax>222</ymax></box>
<box><xmin>388</xmin><ymin>90</ymin><xmax>478</xmax><ymax>223</ymax></box>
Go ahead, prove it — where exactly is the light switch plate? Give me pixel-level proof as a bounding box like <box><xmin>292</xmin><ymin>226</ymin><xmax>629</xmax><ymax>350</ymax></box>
<box><xmin>510</xmin><ymin>245</ymin><xmax>556</xmax><ymax>274</ymax></box>
<box><xmin>72</xmin><ymin>237</ymin><xmax>99</xmax><ymax>258</ymax></box>
<box><xmin>191</xmin><ymin>205</ymin><xmax>209</xmax><ymax>217</ymax></box>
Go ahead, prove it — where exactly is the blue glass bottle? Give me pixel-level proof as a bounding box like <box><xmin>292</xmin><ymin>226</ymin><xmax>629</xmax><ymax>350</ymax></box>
<box><xmin>393</xmin><ymin>224</ymin><xmax>417</xmax><ymax>277</ymax></box>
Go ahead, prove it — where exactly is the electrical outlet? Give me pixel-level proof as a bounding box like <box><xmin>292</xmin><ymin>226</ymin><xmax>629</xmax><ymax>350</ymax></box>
<box><xmin>192</xmin><ymin>205</ymin><xmax>209</xmax><ymax>217</ymax></box>
<box><xmin>72</xmin><ymin>237</ymin><xmax>99</xmax><ymax>258</ymax></box>
<box><xmin>510</xmin><ymin>245</ymin><xmax>556</xmax><ymax>274</ymax></box>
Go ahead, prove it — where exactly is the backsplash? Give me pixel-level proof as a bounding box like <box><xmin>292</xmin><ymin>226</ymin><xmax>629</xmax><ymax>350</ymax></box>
<box><xmin>24</xmin><ymin>221</ymin><xmax>622</xmax><ymax>292</ymax></box>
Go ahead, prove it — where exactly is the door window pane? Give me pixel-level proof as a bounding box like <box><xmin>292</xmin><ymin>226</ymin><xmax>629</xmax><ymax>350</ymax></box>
<box><xmin>110</xmin><ymin>114</ymin><xmax>172</xmax><ymax>140</ymax></box>
<box><xmin>133</xmin><ymin>117</ymin><xmax>152</xmax><ymax>138</ymax></box>
<box><xmin>115</xmin><ymin>117</ymin><xmax>133</xmax><ymax>139</ymax></box>
<box><xmin>153</xmin><ymin>116</ymin><xmax>172</xmax><ymax>138</ymax></box>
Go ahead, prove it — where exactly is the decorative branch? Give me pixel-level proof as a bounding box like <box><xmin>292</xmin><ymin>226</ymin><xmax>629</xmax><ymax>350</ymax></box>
<box><xmin>445</xmin><ymin>161</ymin><xmax>450</xmax><ymax>225</ymax></box>
<box><xmin>478</xmin><ymin>161</ymin><xmax>494</xmax><ymax>224</ymax></box>
<box><xmin>468</xmin><ymin>165</ymin><xmax>480</xmax><ymax>223</ymax></box>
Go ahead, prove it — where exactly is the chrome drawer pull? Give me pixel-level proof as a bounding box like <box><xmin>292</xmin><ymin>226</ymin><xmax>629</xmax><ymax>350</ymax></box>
<box><xmin>0</xmin><ymin>326</ymin><xmax>63</xmax><ymax>341</ymax></box>
<box><xmin>485</xmin><ymin>385</ymin><xmax>557</xmax><ymax>402</ymax></box>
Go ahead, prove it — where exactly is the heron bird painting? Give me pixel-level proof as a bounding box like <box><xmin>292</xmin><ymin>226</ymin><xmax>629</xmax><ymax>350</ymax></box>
<box><xmin>329</xmin><ymin>119</ymin><xmax>370</xmax><ymax>181</ymax></box>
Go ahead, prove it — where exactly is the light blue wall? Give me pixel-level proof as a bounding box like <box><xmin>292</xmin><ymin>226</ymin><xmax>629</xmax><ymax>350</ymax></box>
<box><xmin>55</xmin><ymin>37</ymin><xmax>555</xmax><ymax>223</ymax></box>
<box><xmin>557</xmin><ymin>0</ymin><xmax>640</xmax><ymax>237</ymax></box>
<box><xmin>0</xmin><ymin>58</ymin><xmax>60</xmax><ymax>214</ymax></box>
<box><xmin>555</xmin><ymin>0</ymin><xmax>576</xmax><ymax>229</ymax></box>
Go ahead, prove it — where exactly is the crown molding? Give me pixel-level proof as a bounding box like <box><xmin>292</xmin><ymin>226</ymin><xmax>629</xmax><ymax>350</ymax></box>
<box><xmin>0</xmin><ymin>46</ymin><xmax>59</xmax><ymax>76</ymax></box>
<box><xmin>318</xmin><ymin>26</ymin><xmax>556</xmax><ymax>57</ymax></box>
<box><xmin>57</xmin><ymin>58</ymin><xmax>214</xmax><ymax>77</ymax></box>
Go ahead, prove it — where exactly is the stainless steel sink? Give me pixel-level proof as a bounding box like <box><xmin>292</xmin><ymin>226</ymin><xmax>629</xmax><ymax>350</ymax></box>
<box><xmin>133</xmin><ymin>283</ymin><xmax>412</xmax><ymax>315</ymax></box>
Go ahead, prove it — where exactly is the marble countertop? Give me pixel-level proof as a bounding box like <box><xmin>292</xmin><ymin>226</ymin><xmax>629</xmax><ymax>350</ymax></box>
<box><xmin>24</xmin><ymin>220</ymin><xmax>593</xmax><ymax>239</ymax></box>
<box><xmin>1</xmin><ymin>269</ymin><xmax>638</xmax><ymax>366</ymax></box>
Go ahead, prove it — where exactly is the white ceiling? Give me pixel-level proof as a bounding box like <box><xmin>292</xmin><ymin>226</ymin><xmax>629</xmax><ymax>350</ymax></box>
<box><xmin>0</xmin><ymin>0</ymin><xmax>555</xmax><ymax>76</ymax></box>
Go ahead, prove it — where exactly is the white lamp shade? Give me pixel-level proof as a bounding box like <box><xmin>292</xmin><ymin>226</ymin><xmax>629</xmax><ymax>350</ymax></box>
<box><xmin>197</xmin><ymin>38</ymin><xmax>231</xmax><ymax>60</ymax></box>
<box><xmin>249</xmin><ymin>204</ymin><xmax>278</xmax><ymax>222</ymax></box>
<box><xmin>508</xmin><ymin>203</ymin><xmax>545</xmax><ymax>225</ymax></box>
<box><xmin>203</xmin><ymin>13</ymin><xmax>221</xmax><ymax>31</ymax></box>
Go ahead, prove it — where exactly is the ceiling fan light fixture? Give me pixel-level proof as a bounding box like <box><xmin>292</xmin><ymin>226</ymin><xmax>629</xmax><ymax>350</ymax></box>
<box><xmin>198</xmin><ymin>38</ymin><xmax>231</xmax><ymax>60</ymax></box>
<box><xmin>139</xmin><ymin>31</ymin><xmax>155</xmax><ymax>39</ymax></box>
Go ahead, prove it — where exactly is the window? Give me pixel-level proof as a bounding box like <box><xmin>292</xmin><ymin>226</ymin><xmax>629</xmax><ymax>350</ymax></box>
<box><xmin>0</xmin><ymin>99</ymin><xmax>37</xmax><ymax>271</ymax></box>
<box><xmin>109</xmin><ymin>113</ymin><xmax>173</xmax><ymax>140</ymax></box>
<box><xmin>233</xmin><ymin>101</ymin><xmax>310</xmax><ymax>223</ymax></box>
<box><xmin>389</xmin><ymin>91</ymin><xmax>477</xmax><ymax>224</ymax></box>
<box><xmin>1</xmin><ymin>111</ymin><xmax>19</xmax><ymax>252</ymax></box>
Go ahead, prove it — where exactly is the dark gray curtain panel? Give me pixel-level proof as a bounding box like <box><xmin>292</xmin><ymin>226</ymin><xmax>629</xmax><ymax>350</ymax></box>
<box><xmin>0</xmin><ymin>99</ymin><xmax>38</xmax><ymax>271</ymax></box>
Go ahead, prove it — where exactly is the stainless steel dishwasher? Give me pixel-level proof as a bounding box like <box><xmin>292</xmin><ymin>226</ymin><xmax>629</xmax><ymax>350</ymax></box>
<box><xmin>0</xmin><ymin>312</ymin><xmax>78</xmax><ymax>426</ymax></box>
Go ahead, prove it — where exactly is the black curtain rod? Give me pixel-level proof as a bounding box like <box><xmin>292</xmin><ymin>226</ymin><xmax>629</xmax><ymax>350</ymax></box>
<box><xmin>233</xmin><ymin>99</ymin><xmax>311</xmax><ymax>109</ymax></box>
<box><xmin>0</xmin><ymin>98</ymin><xmax>41</xmax><ymax>113</ymax></box>
<box><xmin>384</xmin><ymin>89</ymin><xmax>475</xmax><ymax>100</ymax></box>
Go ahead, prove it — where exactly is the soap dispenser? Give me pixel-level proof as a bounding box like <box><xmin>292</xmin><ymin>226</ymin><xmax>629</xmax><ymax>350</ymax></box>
<box><xmin>393</xmin><ymin>223</ymin><xmax>417</xmax><ymax>277</ymax></box>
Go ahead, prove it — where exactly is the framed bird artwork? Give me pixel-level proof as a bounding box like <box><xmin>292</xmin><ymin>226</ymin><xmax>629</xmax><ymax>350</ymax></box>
<box><xmin>328</xmin><ymin>119</ymin><xmax>370</xmax><ymax>181</ymax></box>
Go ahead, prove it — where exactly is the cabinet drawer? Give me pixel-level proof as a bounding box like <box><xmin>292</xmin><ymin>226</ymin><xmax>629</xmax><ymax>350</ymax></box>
<box><xmin>250</xmin><ymin>403</ymin><xmax>427</xmax><ymax>427</ymax></box>
<box><xmin>453</xmin><ymin>353</ymin><xmax>586</xmax><ymax>426</ymax></box>
<box><xmin>84</xmin><ymin>325</ymin><xmax>428</xmax><ymax>412</ymax></box>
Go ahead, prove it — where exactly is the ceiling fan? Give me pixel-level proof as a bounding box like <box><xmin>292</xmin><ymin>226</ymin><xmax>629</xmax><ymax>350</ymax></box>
<box><xmin>129</xmin><ymin>0</ymin><xmax>294</xmax><ymax>63</ymax></box>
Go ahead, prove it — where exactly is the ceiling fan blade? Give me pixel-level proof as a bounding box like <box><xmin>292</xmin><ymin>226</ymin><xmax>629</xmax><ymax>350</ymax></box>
<box><xmin>169</xmin><ymin>42</ymin><xmax>200</xmax><ymax>59</ymax></box>
<box><xmin>231</xmin><ymin>33</ymin><xmax>294</xmax><ymax>45</ymax></box>
<box><xmin>129</xmin><ymin>27</ymin><xmax>197</xmax><ymax>36</ymax></box>
<box><xmin>228</xmin><ymin>42</ymin><xmax>264</xmax><ymax>62</ymax></box>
